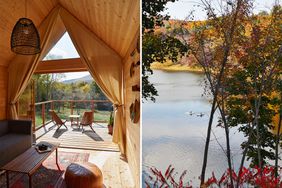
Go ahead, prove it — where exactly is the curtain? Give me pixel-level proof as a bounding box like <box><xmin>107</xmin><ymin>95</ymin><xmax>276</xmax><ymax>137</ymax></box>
<box><xmin>8</xmin><ymin>6</ymin><xmax>65</xmax><ymax>119</ymax></box>
<box><xmin>7</xmin><ymin>5</ymin><xmax>127</xmax><ymax>155</ymax></box>
<box><xmin>59</xmin><ymin>9</ymin><xmax>126</xmax><ymax>155</ymax></box>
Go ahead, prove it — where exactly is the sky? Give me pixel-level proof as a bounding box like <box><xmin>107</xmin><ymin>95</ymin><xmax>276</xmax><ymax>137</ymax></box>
<box><xmin>165</xmin><ymin>0</ymin><xmax>280</xmax><ymax>20</ymax></box>
<box><xmin>45</xmin><ymin>32</ymin><xmax>79</xmax><ymax>59</ymax></box>
<box><xmin>44</xmin><ymin>32</ymin><xmax>89</xmax><ymax>81</ymax></box>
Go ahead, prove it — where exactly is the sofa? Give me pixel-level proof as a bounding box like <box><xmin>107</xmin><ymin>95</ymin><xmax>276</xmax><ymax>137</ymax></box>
<box><xmin>0</xmin><ymin>120</ymin><xmax>32</xmax><ymax>167</ymax></box>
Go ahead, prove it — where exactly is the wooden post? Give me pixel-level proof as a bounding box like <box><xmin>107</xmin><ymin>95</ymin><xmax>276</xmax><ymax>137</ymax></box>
<box><xmin>32</xmin><ymin>104</ymin><xmax>36</xmax><ymax>132</ymax></box>
<box><xmin>91</xmin><ymin>101</ymin><xmax>94</xmax><ymax>122</ymax></box>
<box><xmin>51</xmin><ymin>101</ymin><xmax>54</xmax><ymax>121</ymax></box>
<box><xmin>42</xmin><ymin>103</ymin><xmax>45</xmax><ymax>126</ymax></box>
<box><xmin>91</xmin><ymin>101</ymin><xmax>94</xmax><ymax>112</ymax></box>
<box><xmin>70</xmin><ymin>101</ymin><xmax>73</xmax><ymax>115</ymax></box>
<box><xmin>51</xmin><ymin>101</ymin><xmax>54</xmax><ymax>110</ymax></box>
<box><xmin>31</xmin><ymin>80</ymin><xmax>35</xmax><ymax>132</ymax></box>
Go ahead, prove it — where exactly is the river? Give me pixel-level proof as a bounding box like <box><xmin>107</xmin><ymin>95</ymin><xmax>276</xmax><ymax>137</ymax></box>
<box><xmin>142</xmin><ymin>70</ymin><xmax>248</xmax><ymax>186</ymax></box>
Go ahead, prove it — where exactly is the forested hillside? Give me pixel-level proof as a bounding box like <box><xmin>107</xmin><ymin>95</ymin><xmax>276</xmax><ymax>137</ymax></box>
<box><xmin>150</xmin><ymin>11</ymin><xmax>272</xmax><ymax>71</ymax></box>
<box><xmin>33</xmin><ymin>74</ymin><xmax>107</xmax><ymax>102</ymax></box>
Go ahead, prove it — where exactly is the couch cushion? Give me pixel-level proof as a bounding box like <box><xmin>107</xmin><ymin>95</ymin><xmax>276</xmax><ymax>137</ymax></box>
<box><xmin>0</xmin><ymin>121</ymin><xmax>8</xmax><ymax>137</ymax></box>
<box><xmin>0</xmin><ymin>134</ymin><xmax>32</xmax><ymax>167</ymax></box>
<box><xmin>8</xmin><ymin>120</ymin><xmax>32</xmax><ymax>135</ymax></box>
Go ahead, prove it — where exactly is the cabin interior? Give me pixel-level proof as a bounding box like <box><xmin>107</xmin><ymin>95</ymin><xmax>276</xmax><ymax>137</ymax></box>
<box><xmin>0</xmin><ymin>0</ymin><xmax>140</xmax><ymax>187</ymax></box>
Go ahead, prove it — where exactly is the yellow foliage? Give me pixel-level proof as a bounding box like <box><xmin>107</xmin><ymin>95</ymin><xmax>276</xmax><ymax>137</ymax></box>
<box><xmin>269</xmin><ymin>92</ymin><xmax>282</xmax><ymax>134</ymax></box>
<box><xmin>151</xmin><ymin>61</ymin><xmax>203</xmax><ymax>73</ymax></box>
<box><xmin>272</xmin><ymin>113</ymin><xmax>281</xmax><ymax>134</ymax></box>
<box><xmin>82</xmin><ymin>84</ymin><xmax>90</xmax><ymax>93</ymax></box>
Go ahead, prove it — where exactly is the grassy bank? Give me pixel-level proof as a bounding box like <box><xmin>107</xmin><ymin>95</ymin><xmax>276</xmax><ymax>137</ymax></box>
<box><xmin>150</xmin><ymin>62</ymin><xmax>203</xmax><ymax>73</ymax></box>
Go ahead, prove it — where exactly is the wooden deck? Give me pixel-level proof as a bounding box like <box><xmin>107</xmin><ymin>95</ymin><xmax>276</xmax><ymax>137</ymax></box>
<box><xmin>28</xmin><ymin>103</ymin><xmax>136</xmax><ymax>187</ymax></box>
<box><xmin>34</xmin><ymin>122</ymin><xmax>135</xmax><ymax>187</ymax></box>
<box><xmin>35</xmin><ymin>122</ymin><xmax>119</xmax><ymax>152</ymax></box>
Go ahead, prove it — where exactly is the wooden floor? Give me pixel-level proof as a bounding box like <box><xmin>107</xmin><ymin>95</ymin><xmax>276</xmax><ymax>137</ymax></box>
<box><xmin>35</xmin><ymin>122</ymin><xmax>135</xmax><ymax>187</ymax></box>
<box><xmin>35</xmin><ymin>122</ymin><xmax>119</xmax><ymax>152</ymax></box>
<box><xmin>59</xmin><ymin>148</ymin><xmax>135</xmax><ymax>188</ymax></box>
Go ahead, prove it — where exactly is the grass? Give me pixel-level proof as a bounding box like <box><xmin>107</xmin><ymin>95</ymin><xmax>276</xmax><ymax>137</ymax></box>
<box><xmin>35</xmin><ymin>108</ymin><xmax>111</xmax><ymax>128</ymax></box>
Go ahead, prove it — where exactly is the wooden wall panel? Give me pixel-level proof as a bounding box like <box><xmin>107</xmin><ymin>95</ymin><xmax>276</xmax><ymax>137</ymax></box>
<box><xmin>58</xmin><ymin>0</ymin><xmax>140</xmax><ymax>58</ymax></box>
<box><xmin>0</xmin><ymin>0</ymin><xmax>139</xmax><ymax>67</ymax></box>
<box><xmin>35</xmin><ymin>58</ymin><xmax>87</xmax><ymax>74</ymax></box>
<box><xmin>0</xmin><ymin>66</ymin><xmax>7</xmax><ymax>120</ymax></box>
<box><xmin>123</xmin><ymin>31</ymin><xmax>140</xmax><ymax>187</ymax></box>
<box><xmin>0</xmin><ymin>0</ymin><xmax>58</xmax><ymax>67</ymax></box>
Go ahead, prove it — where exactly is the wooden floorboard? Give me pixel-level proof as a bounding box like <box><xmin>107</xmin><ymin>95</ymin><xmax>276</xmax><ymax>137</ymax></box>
<box><xmin>60</xmin><ymin>148</ymin><xmax>135</xmax><ymax>188</ymax></box>
<box><xmin>34</xmin><ymin>123</ymin><xmax>135</xmax><ymax>187</ymax></box>
<box><xmin>35</xmin><ymin>122</ymin><xmax>119</xmax><ymax>152</ymax></box>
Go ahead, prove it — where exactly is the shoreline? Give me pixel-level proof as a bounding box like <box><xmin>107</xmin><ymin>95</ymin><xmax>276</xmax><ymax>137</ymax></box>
<box><xmin>150</xmin><ymin>62</ymin><xmax>203</xmax><ymax>74</ymax></box>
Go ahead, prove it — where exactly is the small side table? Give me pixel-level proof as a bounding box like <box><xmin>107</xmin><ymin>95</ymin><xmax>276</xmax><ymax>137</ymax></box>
<box><xmin>69</xmin><ymin>114</ymin><xmax>80</xmax><ymax>128</ymax></box>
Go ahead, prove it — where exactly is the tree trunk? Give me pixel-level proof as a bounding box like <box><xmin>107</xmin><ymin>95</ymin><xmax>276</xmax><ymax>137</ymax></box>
<box><xmin>275</xmin><ymin>112</ymin><xmax>282</xmax><ymax>177</ymax></box>
<box><xmin>219</xmin><ymin>105</ymin><xmax>234</xmax><ymax>187</ymax></box>
<box><xmin>254</xmin><ymin>93</ymin><xmax>263</xmax><ymax>170</ymax></box>
<box><xmin>255</xmin><ymin>107</ymin><xmax>262</xmax><ymax>169</ymax></box>
<box><xmin>200</xmin><ymin>45</ymin><xmax>233</xmax><ymax>185</ymax></box>
<box><xmin>236</xmin><ymin>145</ymin><xmax>248</xmax><ymax>188</ymax></box>
<box><xmin>236</xmin><ymin>123</ymin><xmax>255</xmax><ymax>188</ymax></box>
<box><xmin>200</xmin><ymin>99</ymin><xmax>218</xmax><ymax>185</ymax></box>
<box><xmin>199</xmin><ymin>0</ymin><xmax>243</xmax><ymax>185</ymax></box>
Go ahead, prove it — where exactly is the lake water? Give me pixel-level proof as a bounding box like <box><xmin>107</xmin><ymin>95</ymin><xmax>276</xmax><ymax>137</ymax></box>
<box><xmin>142</xmin><ymin>70</ymin><xmax>247</xmax><ymax>186</ymax></box>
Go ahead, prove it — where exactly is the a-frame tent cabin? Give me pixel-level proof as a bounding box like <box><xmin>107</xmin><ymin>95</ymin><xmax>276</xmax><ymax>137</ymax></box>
<box><xmin>0</xmin><ymin>0</ymin><xmax>140</xmax><ymax>187</ymax></box>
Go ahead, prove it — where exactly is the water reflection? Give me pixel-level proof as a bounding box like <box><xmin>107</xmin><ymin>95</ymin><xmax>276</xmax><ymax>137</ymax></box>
<box><xmin>142</xmin><ymin>70</ymin><xmax>246</xmax><ymax>186</ymax></box>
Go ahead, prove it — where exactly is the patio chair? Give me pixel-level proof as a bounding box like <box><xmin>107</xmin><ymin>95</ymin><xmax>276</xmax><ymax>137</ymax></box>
<box><xmin>50</xmin><ymin>110</ymin><xmax>68</xmax><ymax>131</ymax></box>
<box><xmin>80</xmin><ymin>111</ymin><xmax>95</xmax><ymax>133</ymax></box>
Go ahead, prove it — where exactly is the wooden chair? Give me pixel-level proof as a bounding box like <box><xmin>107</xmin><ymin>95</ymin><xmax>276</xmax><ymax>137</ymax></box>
<box><xmin>80</xmin><ymin>111</ymin><xmax>95</xmax><ymax>133</ymax></box>
<box><xmin>50</xmin><ymin>110</ymin><xmax>68</xmax><ymax>131</ymax></box>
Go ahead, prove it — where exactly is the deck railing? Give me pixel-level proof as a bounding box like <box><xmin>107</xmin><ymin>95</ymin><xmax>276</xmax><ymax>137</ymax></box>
<box><xmin>33</xmin><ymin>100</ymin><xmax>112</xmax><ymax>131</ymax></box>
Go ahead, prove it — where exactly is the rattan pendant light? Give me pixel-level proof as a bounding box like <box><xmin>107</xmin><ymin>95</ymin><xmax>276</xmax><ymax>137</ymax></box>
<box><xmin>11</xmin><ymin>0</ymin><xmax>40</xmax><ymax>55</ymax></box>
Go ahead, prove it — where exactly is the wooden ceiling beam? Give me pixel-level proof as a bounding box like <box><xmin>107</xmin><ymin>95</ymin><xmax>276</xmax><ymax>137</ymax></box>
<box><xmin>0</xmin><ymin>0</ymin><xmax>139</xmax><ymax>67</ymax></box>
<box><xmin>34</xmin><ymin>58</ymin><xmax>88</xmax><ymax>74</ymax></box>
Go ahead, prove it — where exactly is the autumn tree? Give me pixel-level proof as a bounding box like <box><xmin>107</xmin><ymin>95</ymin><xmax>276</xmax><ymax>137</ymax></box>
<box><xmin>142</xmin><ymin>0</ymin><xmax>188</xmax><ymax>102</ymax></box>
<box><xmin>223</xmin><ymin>5</ymin><xmax>282</xmax><ymax>185</ymax></box>
<box><xmin>179</xmin><ymin>1</ymin><xmax>252</xmax><ymax>186</ymax></box>
<box><xmin>33</xmin><ymin>74</ymin><xmax>65</xmax><ymax>102</ymax></box>
<box><xmin>149</xmin><ymin>0</ymin><xmax>251</xmax><ymax>186</ymax></box>
<box><xmin>143</xmin><ymin>1</ymin><xmax>282</xmax><ymax>187</ymax></box>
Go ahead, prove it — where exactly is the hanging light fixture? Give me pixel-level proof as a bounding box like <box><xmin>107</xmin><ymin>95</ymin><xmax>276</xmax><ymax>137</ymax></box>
<box><xmin>11</xmin><ymin>0</ymin><xmax>40</xmax><ymax>55</ymax></box>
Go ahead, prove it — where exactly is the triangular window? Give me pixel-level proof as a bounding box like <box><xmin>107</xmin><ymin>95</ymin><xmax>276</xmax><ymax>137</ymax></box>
<box><xmin>43</xmin><ymin>32</ymin><xmax>79</xmax><ymax>60</ymax></box>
